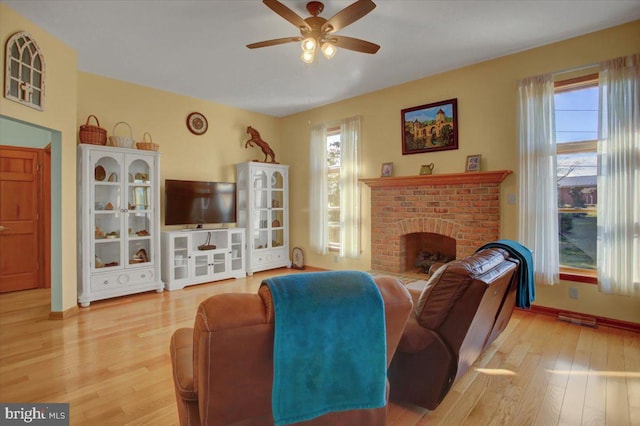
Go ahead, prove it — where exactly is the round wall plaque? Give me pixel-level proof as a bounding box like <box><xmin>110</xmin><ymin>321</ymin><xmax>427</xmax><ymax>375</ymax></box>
<box><xmin>186</xmin><ymin>112</ymin><xmax>208</xmax><ymax>135</ymax></box>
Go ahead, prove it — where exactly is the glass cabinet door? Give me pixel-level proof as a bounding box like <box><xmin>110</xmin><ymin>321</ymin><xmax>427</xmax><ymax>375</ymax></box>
<box><xmin>92</xmin><ymin>153</ymin><xmax>124</xmax><ymax>271</ymax></box>
<box><xmin>126</xmin><ymin>157</ymin><xmax>152</xmax><ymax>267</ymax></box>
<box><xmin>172</xmin><ymin>235</ymin><xmax>189</xmax><ymax>281</ymax></box>
<box><xmin>193</xmin><ymin>253</ymin><xmax>210</xmax><ymax>279</ymax></box>
<box><xmin>252</xmin><ymin>170</ymin><xmax>269</xmax><ymax>250</ymax></box>
<box><xmin>250</xmin><ymin>167</ymin><xmax>287</xmax><ymax>251</ymax></box>
<box><xmin>270</xmin><ymin>170</ymin><xmax>285</xmax><ymax>249</ymax></box>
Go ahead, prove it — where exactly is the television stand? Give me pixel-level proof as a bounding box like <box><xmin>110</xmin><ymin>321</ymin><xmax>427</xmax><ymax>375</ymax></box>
<box><xmin>161</xmin><ymin>228</ymin><xmax>246</xmax><ymax>290</ymax></box>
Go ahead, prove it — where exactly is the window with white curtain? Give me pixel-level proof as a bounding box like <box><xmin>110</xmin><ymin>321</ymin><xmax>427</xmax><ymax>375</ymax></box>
<box><xmin>309</xmin><ymin>116</ymin><xmax>361</xmax><ymax>258</ymax></box>
<box><xmin>518</xmin><ymin>54</ymin><xmax>639</xmax><ymax>296</ymax></box>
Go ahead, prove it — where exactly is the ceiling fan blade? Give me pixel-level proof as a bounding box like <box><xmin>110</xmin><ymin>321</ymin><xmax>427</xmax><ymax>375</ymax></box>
<box><xmin>263</xmin><ymin>0</ymin><xmax>311</xmax><ymax>31</ymax></box>
<box><xmin>331</xmin><ymin>35</ymin><xmax>380</xmax><ymax>54</ymax></box>
<box><xmin>322</xmin><ymin>0</ymin><xmax>376</xmax><ymax>33</ymax></box>
<box><xmin>247</xmin><ymin>37</ymin><xmax>303</xmax><ymax>49</ymax></box>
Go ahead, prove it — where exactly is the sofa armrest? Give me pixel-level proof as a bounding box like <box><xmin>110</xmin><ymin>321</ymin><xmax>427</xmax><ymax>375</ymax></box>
<box><xmin>170</xmin><ymin>328</ymin><xmax>197</xmax><ymax>401</ymax></box>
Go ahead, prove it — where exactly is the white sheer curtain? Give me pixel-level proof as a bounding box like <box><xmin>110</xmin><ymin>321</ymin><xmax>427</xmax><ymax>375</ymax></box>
<box><xmin>308</xmin><ymin>116</ymin><xmax>361</xmax><ymax>257</ymax></box>
<box><xmin>309</xmin><ymin>124</ymin><xmax>328</xmax><ymax>255</ymax></box>
<box><xmin>517</xmin><ymin>74</ymin><xmax>560</xmax><ymax>286</ymax></box>
<box><xmin>339</xmin><ymin>116</ymin><xmax>361</xmax><ymax>258</ymax></box>
<box><xmin>597</xmin><ymin>54</ymin><xmax>640</xmax><ymax>296</ymax></box>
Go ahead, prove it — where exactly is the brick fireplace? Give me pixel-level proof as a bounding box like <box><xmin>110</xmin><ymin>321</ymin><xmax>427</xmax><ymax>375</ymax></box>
<box><xmin>361</xmin><ymin>170</ymin><xmax>512</xmax><ymax>274</ymax></box>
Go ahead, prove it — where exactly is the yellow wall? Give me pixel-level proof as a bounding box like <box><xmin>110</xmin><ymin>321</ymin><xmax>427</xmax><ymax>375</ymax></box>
<box><xmin>280</xmin><ymin>20</ymin><xmax>640</xmax><ymax>323</ymax></box>
<box><xmin>3</xmin><ymin>2</ymin><xmax>638</xmax><ymax>323</ymax></box>
<box><xmin>78</xmin><ymin>72</ymin><xmax>281</xmax><ymax>231</ymax></box>
<box><xmin>0</xmin><ymin>3</ymin><xmax>78</xmax><ymax>311</ymax></box>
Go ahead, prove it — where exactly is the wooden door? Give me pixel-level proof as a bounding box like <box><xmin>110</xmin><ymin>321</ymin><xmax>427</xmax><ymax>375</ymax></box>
<box><xmin>0</xmin><ymin>146</ymin><xmax>42</xmax><ymax>292</ymax></box>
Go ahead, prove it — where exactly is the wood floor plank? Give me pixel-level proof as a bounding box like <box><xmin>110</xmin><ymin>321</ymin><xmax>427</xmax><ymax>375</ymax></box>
<box><xmin>558</xmin><ymin>326</ymin><xmax>592</xmax><ymax>425</ymax></box>
<box><xmin>1</xmin><ymin>269</ymin><xmax>638</xmax><ymax>426</ymax></box>
<box><xmin>606</xmin><ymin>328</ymin><xmax>631</xmax><ymax>426</ymax></box>
<box><xmin>623</xmin><ymin>330</ymin><xmax>640</xmax><ymax>426</ymax></box>
<box><xmin>582</xmin><ymin>325</ymin><xmax>607</xmax><ymax>426</ymax></box>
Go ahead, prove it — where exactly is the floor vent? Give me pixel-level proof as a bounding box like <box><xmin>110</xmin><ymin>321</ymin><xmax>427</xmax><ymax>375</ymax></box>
<box><xmin>558</xmin><ymin>313</ymin><xmax>598</xmax><ymax>328</ymax></box>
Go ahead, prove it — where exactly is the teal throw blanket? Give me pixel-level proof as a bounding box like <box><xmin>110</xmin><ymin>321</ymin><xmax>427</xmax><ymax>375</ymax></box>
<box><xmin>478</xmin><ymin>239</ymin><xmax>535</xmax><ymax>308</ymax></box>
<box><xmin>262</xmin><ymin>271</ymin><xmax>387</xmax><ymax>426</ymax></box>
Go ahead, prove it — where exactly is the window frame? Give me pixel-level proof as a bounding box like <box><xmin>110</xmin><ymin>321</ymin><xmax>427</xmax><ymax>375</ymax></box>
<box><xmin>326</xmin><ymin>125</ymin><xmax>341</xmax><ymax>252</ymax></box>
<box><xmin>4</xmin><ymin>31</ymin><xmax>45</xmax><ymax>111</ymax></box>
<box><xmin>554</xmin><ymin>73</ymin><xmax>598</xmax><ymax>284</ymax></box>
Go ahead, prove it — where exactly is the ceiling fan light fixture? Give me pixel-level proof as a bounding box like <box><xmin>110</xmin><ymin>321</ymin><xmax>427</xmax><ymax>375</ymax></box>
<box><xmin>321</xmin><ymin>42</ymin><xmax>337</xmax><ymax>59</ymax></box>
<box><xmin>301</xmin><ymin>37</ymin><xmax>317</xmax><ymax>52</ymax></box>
<box><xmin>301</xmin><ymin>50</ymin><xmax>315</xmax><ymax>64</ymax></box>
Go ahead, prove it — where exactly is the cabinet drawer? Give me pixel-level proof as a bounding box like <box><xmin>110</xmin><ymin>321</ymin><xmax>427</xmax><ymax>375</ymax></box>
<box><xmin>253</xmin><ymin>248</ymin><xmax>288</xmax><ymax>266</ymax></box>
<box><xmin>90</xmin><ymin>269</ymin><xmax>155</xmax><ymax>292</ymax></box>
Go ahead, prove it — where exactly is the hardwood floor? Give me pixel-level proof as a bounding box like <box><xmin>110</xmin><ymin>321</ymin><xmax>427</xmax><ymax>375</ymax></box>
<box><xmin>0</xmin><ymin>268</ymin><xmax>638</xmax><ymax>425</ymax></box>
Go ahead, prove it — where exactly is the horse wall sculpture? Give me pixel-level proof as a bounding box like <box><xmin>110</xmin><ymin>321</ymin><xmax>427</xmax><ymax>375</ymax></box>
<box><xmin>245</xmin><ymin>126</ymin><xmax>276</xmax><ymax>163</ymax></box>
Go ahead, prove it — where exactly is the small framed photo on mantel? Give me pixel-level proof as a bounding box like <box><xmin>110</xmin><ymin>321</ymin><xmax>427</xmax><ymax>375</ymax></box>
<box><xmin>381</xmin><ymin>162</ymin><xmax>394</xmax><ymax>177</ymax></box>
<box><xmin>465</xmin><ymin>154</ymin><xmax>481</xmax><ymax>172</ymax></box>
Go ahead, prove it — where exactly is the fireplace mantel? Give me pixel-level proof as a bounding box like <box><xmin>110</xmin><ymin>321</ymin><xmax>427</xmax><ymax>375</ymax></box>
<box><xmin>360</xmin><ymin>170</ymin><xmax>512</xmax><ymax>188</ymax></box>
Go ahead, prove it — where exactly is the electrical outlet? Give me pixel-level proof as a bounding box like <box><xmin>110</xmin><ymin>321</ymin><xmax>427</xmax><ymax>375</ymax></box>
<box><xmin>569</xmin><ymin>287</ymin><xmax>579</xmax><ymax>299</ymax></box>
<box><xmin>507</xmin><ymin>193</ymin><xmax>516</xmax><ymax>204</ymax></box>
<box><xmin>333</xmin><ymin>255</ymin><xmax>338</xmax><ymax>263</ymax></box>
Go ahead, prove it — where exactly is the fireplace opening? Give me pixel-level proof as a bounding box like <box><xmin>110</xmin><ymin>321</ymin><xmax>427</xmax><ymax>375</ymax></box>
<box><xmin>404</xmin><ymin>232</ymin><xmax>456</xmax><ymax>274</ymax></box>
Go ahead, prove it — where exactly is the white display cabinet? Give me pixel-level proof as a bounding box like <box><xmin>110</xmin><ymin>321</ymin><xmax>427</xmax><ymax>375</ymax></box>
<box><xmin>161</xmin><ymin>228</ymin><xmax>245</xmax><ymax>290</ymax></box>
<box><xmin>77</xmin><ymin>144</ymin><xmax>163</xmax><ymax>307</ymax></box>
<box><xmin>236</xmin><ymin>162</ymin><xmax>291</xmax><ymax>275</ymax></box>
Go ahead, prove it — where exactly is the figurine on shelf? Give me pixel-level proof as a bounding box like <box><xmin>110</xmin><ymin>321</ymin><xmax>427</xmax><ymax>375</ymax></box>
<box><xmin>245</xmin><ymin>126</ymin><xmax>277</xmax><ymax>163</ymax></box>
<box><xmin>95</xmin><ymin>226</ymin><xmax>106</xmax><ymax>239</ymax></box>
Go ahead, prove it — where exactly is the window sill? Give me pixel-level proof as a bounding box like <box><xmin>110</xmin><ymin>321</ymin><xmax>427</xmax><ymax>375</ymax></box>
<box><xmin>560</xmin><ymin>267</ymin><xmax>597</xmax><ymax>284</ymax></box>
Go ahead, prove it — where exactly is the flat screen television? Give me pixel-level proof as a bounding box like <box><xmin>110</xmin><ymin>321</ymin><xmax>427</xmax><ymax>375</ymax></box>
<box><xmin>165</xmin><ymin>179</ymin><xmax>236</xmax><ymax>226</ymax></box>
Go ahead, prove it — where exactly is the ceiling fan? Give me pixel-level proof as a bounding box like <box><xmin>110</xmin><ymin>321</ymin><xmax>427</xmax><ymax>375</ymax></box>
<box><xmin>247</xmin><ymin>0</ymin><xmax>380</xmax><ymax>63</ymax></box>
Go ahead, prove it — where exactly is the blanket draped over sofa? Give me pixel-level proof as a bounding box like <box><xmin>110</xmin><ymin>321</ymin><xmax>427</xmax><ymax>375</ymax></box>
<box><xmin>478</xmin><ymin>239</ymin><xmax>535</xmax><ymax>308</ymax></box>
<box><xmin>262</xmin><ymin>271</ymin><xmax>386</xmax><ymax>426</ymax></box>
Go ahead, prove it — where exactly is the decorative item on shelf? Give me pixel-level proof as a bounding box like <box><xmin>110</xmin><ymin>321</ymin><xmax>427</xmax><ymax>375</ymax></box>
<box><xmin>108</xmin><ymin>121</ymin><xmax>135</xmax><ymax>148</ymax></box>
<box><xmin>136</xmin><ymin>132</ymin><xmax>159</xmax><ymax>151</ymax></box>
<box><xmin>272</xmin><ymin>240</ymin><xmax>281</xmax><ymax>247</ymax></box>
<box><xmin>381</xmin><ymin>162</ymin><xmax>393</xmax><ymax>177</ymax></box>
<box><xmin>271</xmin><ymin>199</ymin><xmax>280</xmax><ymax>208</ymax></box>
<box><xmin>95</xmin><ymin>255</ymin><xmax>104</xmax><ymax>268</ymax></box>
<box><xmin>420</xmin><ymin>163</ymin><xmax>434</xmax><ymax>175</ymax></box>
<box><xmin>465</xmin><ymin>154</ymin><xmax>481</xmax><ymax>172</ymax></box>
<box><xmin>136</xmin><ymin>229</ymin><xmax>149</xmax><ymax>236</ymax></box>
<box><xmin>291</xmin><ymin>247</ymin><xmax>305</xmax><ymax>270</ymax></box>
<box><xmin>197</xmin><ymin>232</ymin><xmax>217</xmax><ymax>250</ymax></box>
<box><xmin>106</xmin><ymin>231</ymin><xmax>118</xmax><ymax>239</ymax></box>
<box><xmin>131</xmin><ymin>248</ymin><xmax>148</xmax><ymax>264</ymax></box>
<box><xmin>272</xmin><ymin>219</ymin><xmax>281</xmax><ymax>227</ymax></box>
<box><xmin>104</xmin><ymin>261</ymin><xmax>119</xmax><ymax>267</ymax></box>
<box><xmin>245</xmin><ymin>126</ymin><xmax>277</xmax><ymax>163</ymax></box>
<box><xmin>134</xmin><ymin>172</ymin><xmax>148</xmax><ymax>183</ymax></box>
<box><xmin>79</xmin><ymin>115</ymin><xmax>107</xmax><ymax>145</ymax></box>
<box><xmin>94</xmin><ymin>165</ymin><xmax>106</xmax><ymax>181</ymax></box>
<box><xmin>401</xmin><ymin>98</ymin><xmax>458</xmax><ymax>155</ymax></box>
<box><xmin>95</xmin><ymin>226</ymin><xmax>106</xmax><ymax>239</ymax></box>
<box><xmin>105</xmin><ymin>202</ymin><xmax>114</xmax><ymax>210</ymax></box>
<box><xmin>108</xmin><ymin>172</ymin><xmax>118</xmax><ymax>182</ymax></box>
<box><xmin>186</xmin><ymin>112</ymin><xmax>208</xmax><ymax>135</ymax></box>
<box><xmin>95</xmin><ymin>202</ymin><xmax>105</xmax><ymax>210</ymax></box>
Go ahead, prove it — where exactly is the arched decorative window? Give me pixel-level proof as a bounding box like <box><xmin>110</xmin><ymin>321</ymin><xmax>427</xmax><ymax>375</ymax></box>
<box><xmin>5</xmin><ymin>31</ymin><xmax>45</xmax><ymax>110</ymax></box>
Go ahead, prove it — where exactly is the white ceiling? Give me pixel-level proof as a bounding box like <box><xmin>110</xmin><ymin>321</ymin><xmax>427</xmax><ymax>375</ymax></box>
<box><xmin>4</xmin><ymin>0</ymin><xmax>640</xmax><ymax>117</ymax></box>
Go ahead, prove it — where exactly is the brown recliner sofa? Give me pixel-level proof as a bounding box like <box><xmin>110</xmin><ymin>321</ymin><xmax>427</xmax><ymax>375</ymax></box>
<box><xmin>170</xmin><ymin>275</ymin><xmax>413</xmax><ymax>426</ymax></box>
<box><xmin>388</xmin><ymin>248</ymin><xmax>520</xmax><ymax>410</ymax></box>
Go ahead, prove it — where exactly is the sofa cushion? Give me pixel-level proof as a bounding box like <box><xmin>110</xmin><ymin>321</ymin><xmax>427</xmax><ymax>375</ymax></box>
<box><xmin>414</xmin><ymin>248</ymin><xmax>508</xmax><ymax>330</ymax></box>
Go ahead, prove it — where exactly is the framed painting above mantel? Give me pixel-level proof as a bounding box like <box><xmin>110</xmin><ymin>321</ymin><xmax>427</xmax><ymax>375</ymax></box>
<box><xmin>401</xmin><ymin>98</ymin><xmax>458</xmax><ymax>155</ymax></box>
